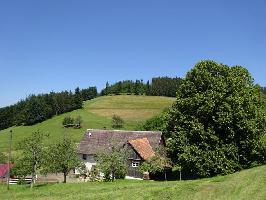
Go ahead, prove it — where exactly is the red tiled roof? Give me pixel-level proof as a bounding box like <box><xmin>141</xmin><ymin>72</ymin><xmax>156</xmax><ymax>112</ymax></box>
<box><xmin>0</xmin><ymin>164</ymin><xmax>12</xmax><ymax>178</ymax></box>
<box><xmin>128</xmin><ymin>137</ymin><xmax>155</xmax><ymax>160</ymax></box>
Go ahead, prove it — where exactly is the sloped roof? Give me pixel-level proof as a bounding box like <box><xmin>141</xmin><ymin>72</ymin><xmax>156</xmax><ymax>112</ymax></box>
<box><xmin>0</xmin><ymin>164</ymin><xmax>12</xmax><ymax>178</ymax></box>
<box><xmin>128</xmin><ymin>138</ymin><xmax>155</xmax><ymax>160</ymax></box>
<box><xmin>77</xmin><ymin>129</ymin><xmax>162</xmax><ymax>155</ymax></box>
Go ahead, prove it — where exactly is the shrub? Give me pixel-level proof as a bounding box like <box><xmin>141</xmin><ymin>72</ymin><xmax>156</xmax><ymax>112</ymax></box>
<box><xmin>62</xmin><ymin>116</ymin><xmax>82</xmax><ymax>128</ymax></box>
<box><xmin>62</xmin><ymin>116</ymin><xmax>74</xmax><ymax>127</ymax></box>
<box><xmin>112</xmin><ymin>115</ymin><xmax>124</xmax><ymax>129</ymax></box>
<box><xmin>75</xmin><ymin>116</ymin><xmax>82</xmax><ymax>128</ymax></box>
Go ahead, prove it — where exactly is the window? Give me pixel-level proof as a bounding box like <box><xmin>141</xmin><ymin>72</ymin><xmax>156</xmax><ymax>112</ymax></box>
<box><xmin>132</xmin><ymin>161</ymin><xmax>140</xmax><ymax>167</ymax></box>
<box><xmin>87</xmin><ymin>155</ymin><xmax>95</xmax><ymax>162</ymax></box>
<box><xmin>82</xmin><ymin>154</ymin><xmax>87</xmax><ymax>160</ymax></box>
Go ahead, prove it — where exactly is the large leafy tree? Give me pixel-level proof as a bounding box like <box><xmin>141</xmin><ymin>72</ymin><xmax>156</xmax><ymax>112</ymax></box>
<box><xmin>165</xmin><ymin>60</ymin><xmax>266</xmax><ymax>178</ymax></box>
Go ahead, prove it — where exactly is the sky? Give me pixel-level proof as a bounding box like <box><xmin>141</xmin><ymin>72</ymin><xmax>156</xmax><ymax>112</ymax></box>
<box><xmin>0</xmin><ymin>0</ymin><xmax>265</xmax><ymax>107</ymax></box>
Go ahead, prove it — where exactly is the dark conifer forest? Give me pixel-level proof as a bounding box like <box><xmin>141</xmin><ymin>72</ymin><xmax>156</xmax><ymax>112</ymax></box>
<box><xmin>100</xmin><ymin>76</ymin><xmax>182</xmax><ymax>97</ymax></box>
<box><xmin>0</xmin><ymin>87</ymin><xmax>97</xmax><ymax>130</ymax></box>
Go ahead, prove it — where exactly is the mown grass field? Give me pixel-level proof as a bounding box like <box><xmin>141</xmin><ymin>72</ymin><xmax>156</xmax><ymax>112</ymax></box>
<box><xmin>0</xmin><ymin>165</ymin><xmax>265</xmax><ymax>200</ymax></box>
<box><xmin>0</xmin><ymin>95</ymin><xmax>175</xmax><ymax>151</ymax></box>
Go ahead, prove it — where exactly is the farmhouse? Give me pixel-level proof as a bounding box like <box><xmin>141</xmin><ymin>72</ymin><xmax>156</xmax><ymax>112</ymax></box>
<box><xmin>77</xmin><ymin>129</ymin><xmax>164</xmax><ymax>178</ymax></box>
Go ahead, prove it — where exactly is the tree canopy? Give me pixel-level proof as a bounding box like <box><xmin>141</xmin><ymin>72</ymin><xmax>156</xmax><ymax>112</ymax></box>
<box><xmin>15</xmin><ymin>131</ymin><xmax>48</xmax><ymax>188</ymax></box>
<box><xmin>44</xmin><ymin>135</ymin><xmax>83</xmax><ymax>183</ymax></box>
<box><xmin>95</xmin><ymin>140</ymin><xmax>129</xmax><ymax>181</ymax></box>
<box><xmin>165</xmin><ymin>60</ymin><xmax>266</xmax><ymax>178</ymax></box>
<box><xmin>111</xmin><ymin>115</ymin><xmax>124</xmax><ymax>129</ymax></box>
<box><xmin>100</xmin><ymin>77</ymin><xmax>181</xmax><ymax>97</ymax></box>
<box><xmin>0</xmin><ymin>152</ymin><xmax>7</xmax><ymax>163</ymax></box>
<box><xmin>138</xmin><ymin>147</ymin><xmax>172</xmax><ymax>180</ymax></box>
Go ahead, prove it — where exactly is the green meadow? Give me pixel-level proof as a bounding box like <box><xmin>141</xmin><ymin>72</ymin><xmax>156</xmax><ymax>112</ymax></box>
<box><xmin>0</xmin><ymin>95</ymin><xmax>175</xmax><ymax>151</ymax></box>
<box><xmin>0</xmin><ymin>165</ymin><xmax>265</xmax><ymax>200</ymax></box>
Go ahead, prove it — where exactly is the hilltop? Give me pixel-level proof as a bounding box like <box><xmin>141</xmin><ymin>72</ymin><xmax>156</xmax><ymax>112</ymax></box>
<box><xmin>0</xmin><ymin>95</ymin><xmax>175</xmax><ymax>151</ymax></box>
<box><xmin>0</xmin><ymin>165</ymin><xmax>265</xmax><ymax>200</ymax></box>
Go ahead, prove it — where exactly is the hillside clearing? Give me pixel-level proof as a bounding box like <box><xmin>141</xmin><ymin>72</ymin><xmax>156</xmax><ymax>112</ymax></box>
<box><xmin>0</xmin><ymin>95</ymin><xmax>175</xmax><ymax>151</ymax></box>
<box><xmin>0</xmin><ymin>165</ymin><xmax>265</xmax><ymax>200</ymax></box>
<box><xmin>87</xmin><ymin>95</ymin><xmax>175</xmax><ymax>121</ymax></box>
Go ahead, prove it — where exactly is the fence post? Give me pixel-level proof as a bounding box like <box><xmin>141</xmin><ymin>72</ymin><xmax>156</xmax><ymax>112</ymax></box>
<box><xmin>7</xmin><ymin>130</ymin><xmax>13</xmax><ymax>190</ymax></box>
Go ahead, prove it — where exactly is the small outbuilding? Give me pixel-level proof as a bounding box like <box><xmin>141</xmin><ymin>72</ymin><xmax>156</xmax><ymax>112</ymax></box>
<box><xmin>0</xmin><ymin>164</ymin><xmax>13</xmax><ymax>182</ymax></box>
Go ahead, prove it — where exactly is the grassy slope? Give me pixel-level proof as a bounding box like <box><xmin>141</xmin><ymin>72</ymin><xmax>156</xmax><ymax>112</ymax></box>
<box><xmin>0</xmin><ymin>95</ymin><xmax>175</xmax><ymax>151</ymax></box>
<box><xmin>0</xmin><ymin>165</ymin><xmax>265</xmax><ymax>200</ymax></box>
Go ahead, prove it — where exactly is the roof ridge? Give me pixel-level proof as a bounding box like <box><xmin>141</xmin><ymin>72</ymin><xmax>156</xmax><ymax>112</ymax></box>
<box><xmin>86</xmin><ymin>129</ymin><xmax>162</xmax><ymax>134</ymax></box>
<box><xmin>128</xmin><ymin>137</ymin><xmax>149</xmax><ymax>142</ymax></box>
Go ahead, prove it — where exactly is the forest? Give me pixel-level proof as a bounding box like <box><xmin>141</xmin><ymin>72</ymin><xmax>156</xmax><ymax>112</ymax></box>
<box><xmin>0</xmin><ymin>87</ymin><xmax>97</xmax><ymax>131</ymax></box>
<box><xmin>100</xmin><ymin>76</ymin><xmax>182</xmax><ymax>97</ymax></box>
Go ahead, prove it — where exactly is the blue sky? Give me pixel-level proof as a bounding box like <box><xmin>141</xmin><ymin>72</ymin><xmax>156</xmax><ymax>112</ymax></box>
<box><xmin>0</xmin><ymin>0</ymin><xmax>265</xmax><ymax>107</ymax></box>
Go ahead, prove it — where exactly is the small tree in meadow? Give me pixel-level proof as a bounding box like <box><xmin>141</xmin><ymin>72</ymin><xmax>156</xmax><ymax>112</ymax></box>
<box><xmin>96</xmin><ymin>140</ymin><xmax>128</xmax><ymax>181</ymax></box>
<box><xmin>62</xmin><ymin>116</ymin><xmax>74</xmax><ymax>127</ymax></box>
<box><xmin>16</xmin><ymin>131</ymin><xmax>48</xmax><ymax>188</ymax></box>
<box><xmin>112</xmin><ymin>115</ymin><xmax>124</xmax><ymax>129</ymax></box>
<box><xmin>44</xmin><ymin>135</ymin><xmax>83</xmax><ymax>183</ymax></box>
<box><xmin>75</xmin><ymin>116</ymin><xmax>82</xmax><ymax>128</ymax></box>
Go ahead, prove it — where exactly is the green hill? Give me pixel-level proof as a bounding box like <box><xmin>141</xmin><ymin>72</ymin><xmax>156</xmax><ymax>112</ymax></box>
<box><xmin>0</xmin><ymin>165</ymin><xmax>265</xmax><ymax>200</ymax></box>
<box><xmin>0</xmin><ymin>95</ymin><xmax>175</xmax><ymax>151</ymax></box>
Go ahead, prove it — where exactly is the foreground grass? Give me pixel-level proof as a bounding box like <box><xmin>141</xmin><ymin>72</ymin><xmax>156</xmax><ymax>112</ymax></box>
<box><xmin>0</xmin><ymin>165</ymin><xmax>265</xmax><ymax>200</ymax></box>
<box><xmin>0</xmin><ymin>95</ymin><xmax>175</xmax><ymax>150</ymax></box>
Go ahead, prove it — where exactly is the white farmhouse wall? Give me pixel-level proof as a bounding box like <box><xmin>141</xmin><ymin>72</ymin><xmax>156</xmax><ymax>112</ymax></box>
<box><xmin>77</xmin><ymin>154</ymin><xmax>96</xmax><ymax>173</ymax></box>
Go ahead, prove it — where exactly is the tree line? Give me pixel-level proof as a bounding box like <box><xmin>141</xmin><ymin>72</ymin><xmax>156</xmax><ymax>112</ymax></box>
<box><xmin>261</xmin><ymin>87</ymin><xmax>266</xmax><ymax>95</ymax></box>
<box><xmin>100</xmin><ymin>76</ymin><xmax>182</xmax><ymax>97</ymax></box>
<box><xmin>0</xmin><ymin>86</ymin><xmax>97</xmax><ymax>131</ymax></box>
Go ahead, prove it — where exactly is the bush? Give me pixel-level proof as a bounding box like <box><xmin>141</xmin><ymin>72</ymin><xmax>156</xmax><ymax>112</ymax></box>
<box><xmin>75</xmin><ymin>116</ymin><xmax>82</xmax><ymax>128</ymax></box>
<box><xmin>0</xmin><ymin>152</ymin><xmax>7</xmax><ymax>163</ymax></box>
<box><xmin>62</xmin><ymin>116</ymin><xmax>74</xmax><ymax>127</ymax></box>
<box><xmin>62</xmin><ymin>116</ymin><xmax>82</xmax><ymax>128</ymax></box>
<box><xmin>112</xmin><ymin>115</ymin><xmax>124</xmax><ymax>129</ymax></box>
<box><xmin>141</xmin><ymin>113</ymin><xmax>166</xmax><ymax>131</ymax></box>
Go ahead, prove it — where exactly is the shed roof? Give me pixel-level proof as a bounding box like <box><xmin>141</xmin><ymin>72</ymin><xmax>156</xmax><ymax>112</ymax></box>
<box><xmin>0</xmin><ymin>164</ymin><xmax>12</xmax><ymax>178</ymax></box>
<box><xmin>128</xmin><ymin>138</ymin><xmax>155</xmax><ymax>160</ymax></box>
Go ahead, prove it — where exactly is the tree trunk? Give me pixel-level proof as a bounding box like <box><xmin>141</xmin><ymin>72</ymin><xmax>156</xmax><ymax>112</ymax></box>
<box><xmin>179</xmin><ymin>170</ymin><xmax>182</xmax><ymax>181</ymax></box>
<box><xmin>111</xmin><ymin>170</ymin><xmax>115</xmax><ymax>182</ymax></box>
<box><xmin>31</xmin><ymin>162</ymin><xmax>37</xmax><ymax>188</ymax></box>
<box><xmin>164</xmin><ymin>170</ymin><xmax>167</xmax><ymax>181</ymax></box>
<box><xmin>63</xmin><ymin>172</ymin><xmax>67</xmax><ymax>183</ymax></box>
